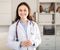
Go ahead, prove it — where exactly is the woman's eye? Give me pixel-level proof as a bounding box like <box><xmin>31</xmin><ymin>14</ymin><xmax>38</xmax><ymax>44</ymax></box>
<box><xmin>19</xmin><ymin>10</ymin><xmax>22</xmax><ymax>12</ymax></box>
<box><xmin>24</xmin><ymin>9</ymin><xmax>26</xmax><ymax>12</ymax></box>
<box><xmin>19</xmin><ymin>9</ymin><xmax>27</xmax><ymax>12</ymax></box>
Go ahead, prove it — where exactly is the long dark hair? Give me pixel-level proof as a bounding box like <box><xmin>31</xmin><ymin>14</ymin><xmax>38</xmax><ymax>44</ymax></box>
<box><xmin>14</xmin><ymin>2</ymin><xmax>34</xmax><ymax>22</ymax></box>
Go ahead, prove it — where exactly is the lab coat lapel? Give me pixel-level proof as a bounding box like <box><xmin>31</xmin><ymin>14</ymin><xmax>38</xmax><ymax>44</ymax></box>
<box><xmin>19</xmin><ymin>21</ymin><xmax>26</xmax><ymax>34</ymax></box>
<box><xmin>27</xmin><ymin>20</ymin><xmax>31</xmax><ymax>39</ymax></box>
<box><xmin>19</xmin><ymin>20</ymin><xmax>31</xmax><ymax>39</ymax></box>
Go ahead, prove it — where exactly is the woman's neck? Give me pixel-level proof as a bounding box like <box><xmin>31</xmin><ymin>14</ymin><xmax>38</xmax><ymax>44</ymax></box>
<box><xmin>21</xmin><ymin>18</ymin><xmax>28</xmax><ymax>25</ymax></box>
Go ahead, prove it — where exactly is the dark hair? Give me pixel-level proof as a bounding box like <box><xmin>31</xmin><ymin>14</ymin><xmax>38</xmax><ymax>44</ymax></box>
<box><xmin>14</xmin><ymin>2</ymin><xmax>34</xmax><ymax>22</ymax></box>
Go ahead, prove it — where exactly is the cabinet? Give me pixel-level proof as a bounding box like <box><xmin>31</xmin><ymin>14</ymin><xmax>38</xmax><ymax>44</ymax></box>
<box><xmin>38</xmin><ymin>36</ymin><xmax>55</xmax><ymax>50</ymax></box>
<box><xmin>35</xmin><ymin>0</ymin><xmax>60</xmax><ymax>50</ymax></box>
<box><xmin>56</xmin><ymin>36</ymin><xmax>60</xmax><ymax>50</ymax></box>
<box><xmin>55</xmin><ymin>25</ymin><xmax>60</xmax><ymax>50</ymax></box>
<box><xmin>39</xmin><ymin>14</ymin><xmax>52</xmax><ymax>25</ymax></box>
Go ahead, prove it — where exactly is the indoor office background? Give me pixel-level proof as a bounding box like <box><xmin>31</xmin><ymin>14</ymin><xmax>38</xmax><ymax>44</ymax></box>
<box><xmin>0</xmin><ymin>0</ymin><xmax>60</xmax><ymax>50</ymax></box>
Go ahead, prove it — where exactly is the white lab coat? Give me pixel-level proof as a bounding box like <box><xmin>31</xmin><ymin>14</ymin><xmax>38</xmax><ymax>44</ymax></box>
<box><xmin>7</xmin><ymin>20</ymin><xmax>41</xmax><ymax>50</ymax></box>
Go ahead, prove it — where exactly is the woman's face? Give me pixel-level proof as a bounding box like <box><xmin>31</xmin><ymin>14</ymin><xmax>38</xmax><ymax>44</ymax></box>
<box><xmin>18</xmin><ymin>5</ymin><xmax>29</xmax><ymax>19</ymax></box>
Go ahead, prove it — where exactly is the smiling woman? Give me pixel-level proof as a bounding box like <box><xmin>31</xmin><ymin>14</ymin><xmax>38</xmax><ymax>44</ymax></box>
<box><xmin>7</xmin><ymin>2</ymin><xmax>41</xmax><ymax>50</ymax></box>
<box><xmin>18</xmin><ymin>5</ymin><xmax>28</xmax><ymax>19</ymax></box>
<box><xmin>15</xmin><ymin>2</ymin><xmax>34</xmax><ymax>22</ymax></box>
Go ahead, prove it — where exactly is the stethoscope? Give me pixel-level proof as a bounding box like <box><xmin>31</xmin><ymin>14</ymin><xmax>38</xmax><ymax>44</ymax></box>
<box><xmin>15</xmin><ymin>20</ymin><xmax>34</xmax><ymax>41</ymax></box>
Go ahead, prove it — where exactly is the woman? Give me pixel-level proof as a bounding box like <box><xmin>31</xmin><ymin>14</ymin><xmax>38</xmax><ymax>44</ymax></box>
<box><xmin>8</xmin><ymin>2</ymin><xmax>41</xmax><ymax>50</ymax></box>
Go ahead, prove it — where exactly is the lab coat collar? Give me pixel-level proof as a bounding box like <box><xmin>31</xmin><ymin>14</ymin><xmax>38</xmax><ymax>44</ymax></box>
<box><xmin>19</xmin><ymin>19</ymin><xmax>31</xmax><ymax>25</ymax></box>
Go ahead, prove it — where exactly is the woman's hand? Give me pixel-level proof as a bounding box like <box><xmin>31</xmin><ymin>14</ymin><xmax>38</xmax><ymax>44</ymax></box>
<box><xmin>20</xmin><ymin>40</ymin><xmax>32</xmax><ymax>47</ymax></box>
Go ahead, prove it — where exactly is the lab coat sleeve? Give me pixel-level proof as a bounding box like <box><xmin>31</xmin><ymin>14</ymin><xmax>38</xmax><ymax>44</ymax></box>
<box><xmin>7</xmin><ymin>24</ymin><xmax>21</xmax><ymax>50</ymax></box>
<box><xmin>30</xmin><ymin>23</ymin><xmax>41</xmax><ymax>48</ymax></box>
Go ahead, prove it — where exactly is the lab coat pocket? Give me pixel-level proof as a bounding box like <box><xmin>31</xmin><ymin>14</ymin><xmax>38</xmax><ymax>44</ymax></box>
<box><xmin>19</xmin><ymin>47</ymin><xmax>27</xmax><ymax>50</ymax></box>
<box><xmin>18</xmin><ymin>32</ymin><xmax>26</xmax><ymax>41</ymax></box>
<box><xmin>19</xmin><ymin>33</ymin><xmax>24</xmax><ymax>38</ymax></box>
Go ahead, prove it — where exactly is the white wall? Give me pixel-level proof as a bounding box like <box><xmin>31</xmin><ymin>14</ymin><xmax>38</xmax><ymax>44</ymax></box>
<box><xmin>0</xmin><ymin>0</ymin><xmax>12</xmax><ymax>32</ymax></box>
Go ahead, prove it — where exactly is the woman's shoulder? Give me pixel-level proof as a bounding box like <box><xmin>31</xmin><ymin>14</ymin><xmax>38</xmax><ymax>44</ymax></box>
<box><xmin>32</xmin><ymin>21</ymin><xmax>39</xmax><ymax>30</ymax></box>
<box><xmin>31</xmin><ymin>21</ymin><xmax>38</xmax><ymax>26</ymax></box>
<box><xmin>9</xmin><ymin>22</ymin><xmax>17</xmax><ymax>29</ymax></box>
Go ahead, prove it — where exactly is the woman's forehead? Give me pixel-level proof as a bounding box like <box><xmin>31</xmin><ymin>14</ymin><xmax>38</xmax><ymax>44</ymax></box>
<box><xmin>18</xmin><ymin>5</ymin><xmax>28</xmax><ymax>9</ymax></box>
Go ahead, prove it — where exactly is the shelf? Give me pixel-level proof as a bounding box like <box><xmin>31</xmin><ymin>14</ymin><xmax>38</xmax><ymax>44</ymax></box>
<box><xmin>39</xmin><ymin>0</ymin><xmax>55</xmax><ymax>2</ymax></box>
<box><xmin>39</xmin><ymin>23</ymin><xmax>55</xmax><ymax>25</ymax></box>
<box><xmin>39</xmin><ymin>12</ymin><xmax>55</xmax><ymax>15</ymax></box>
<box><xmin>55</xmin><ymin>24</ymin><xmax>60</xmax><ymax>26</ymax></box>
<box><xmin>39</xmin><ymin>2</ymin><xmax>55</xmax><ymax>13</ymax></box>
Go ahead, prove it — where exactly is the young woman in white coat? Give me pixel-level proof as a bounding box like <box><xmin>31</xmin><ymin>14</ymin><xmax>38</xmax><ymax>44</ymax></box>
<box><xmin>8</xmin><ymin>2</ymin><xmax>41</xmax><ymax>50</ymax></box>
